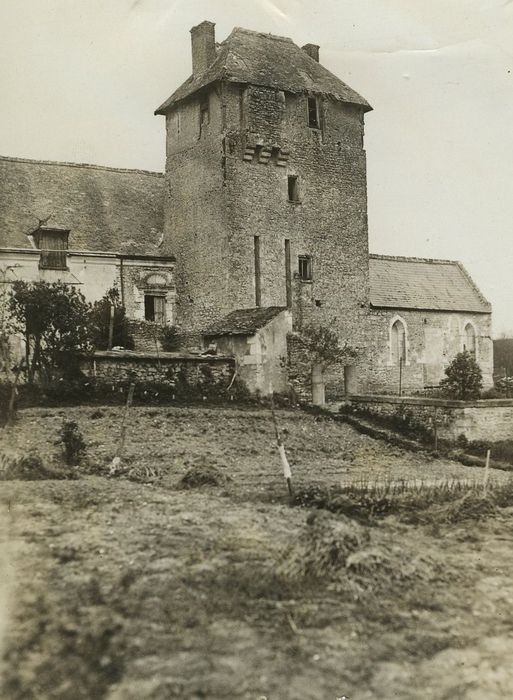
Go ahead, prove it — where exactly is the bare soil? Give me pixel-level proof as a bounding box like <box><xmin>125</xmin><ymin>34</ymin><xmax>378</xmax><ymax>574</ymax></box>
<box><xmin>1</xmin><ymin>406</ymin><xmax>513</xmax><ymax>699</ymax></box>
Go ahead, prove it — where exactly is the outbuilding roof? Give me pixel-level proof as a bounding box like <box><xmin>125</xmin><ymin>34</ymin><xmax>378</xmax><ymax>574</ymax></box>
<box><xmin>155</xmin><ymin>27</ymin><xmax>371</xmax><ymax>114</ymax></box>
<box><xmin>369</xmin><ymin>255</ymin><xmax>491</xmax><ymax>313</ymax></box>
<box><xmin>204</xmin><ymin>306</ymin><xmax>288</xmax><ymax>336</ymax></box>
<box><xmin>0</xmin><ymin>155</ymin><xmax>165</xmax><ymax>256</ymax></box>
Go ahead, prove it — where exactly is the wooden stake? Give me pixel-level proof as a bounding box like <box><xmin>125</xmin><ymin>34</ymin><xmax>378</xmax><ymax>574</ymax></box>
<box><xmin>270</xmin><ymin>391</ymin><xmax>293</xmax><ymax>499</ymax></box>
<box><xmin>6</xmin><ymin>364</ymin><xmax>22</xmax><ymax>427</ymax></box>
<box><xmin>109</xmin><ymin>382</ymin><xmax>135</xmax><ymax>475</ymax></box>
<box><xmin>483</xmin><ymin>449</ymin><xmax>491</xmax><ymax>495</ymax></box>
<box><xmin>107</xmin><ymin>303</ymin><xmax>115</xmax><ymax>350</ymax></box>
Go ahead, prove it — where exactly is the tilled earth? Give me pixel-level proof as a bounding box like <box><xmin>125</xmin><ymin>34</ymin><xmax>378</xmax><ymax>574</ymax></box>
<box><xmin>1</xmin><ymin>406</ymin><xmax>513</xmax><ymax>699</ymax></box>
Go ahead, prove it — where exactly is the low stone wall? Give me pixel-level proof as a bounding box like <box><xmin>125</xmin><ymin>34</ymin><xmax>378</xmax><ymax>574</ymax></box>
<box><xmin>126</xmin><ymin>320</ymin><xmax>163</xmax><ymax>353</ymax></box>
<box><xmin>82</xmin><ymin>351</ymin><xmax>235</xmax><ymax>392</ymax></box>
<box><xmin>342</xmin><ymin>394</ymin><xmax>513</xmax><ymax>443</ymax></box>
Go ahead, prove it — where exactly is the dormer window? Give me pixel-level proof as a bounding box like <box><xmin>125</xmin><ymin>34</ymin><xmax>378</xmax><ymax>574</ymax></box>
<box><xmin>307</xmin><ymin>97</ymin><xmax>320</xmax><ymax>129</ymax></box>
<box><xmin>33</xmin><ymin>228</ymin><xmax>69</xmax><ymax>270</ymax></box>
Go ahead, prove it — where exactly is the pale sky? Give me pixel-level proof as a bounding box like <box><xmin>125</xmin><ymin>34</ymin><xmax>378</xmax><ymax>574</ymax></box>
<box><xmin>1</xmin><ymin>0</ymin><xmax>512</xmax><ymax>336</ymax></box>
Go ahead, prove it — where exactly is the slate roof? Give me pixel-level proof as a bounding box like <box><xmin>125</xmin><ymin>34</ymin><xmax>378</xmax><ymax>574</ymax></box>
<box><xmin>155</xmin><ymin>27</ymin><xmax>371</xmax><ymax>114</ymax></box>
<box><xmin>204</xmin><ymin>306</ymin><xmax>288</xmax><ymax>336</ymax></box>
<box><xmin>0</xmin><ymin>156</ymin><xmax>166</xmax><ymax>256</ymax></box>
<box><xmin>369</xmin><ymin>255</ymin><xmax>491</xmax><ymax>313</ymax></box>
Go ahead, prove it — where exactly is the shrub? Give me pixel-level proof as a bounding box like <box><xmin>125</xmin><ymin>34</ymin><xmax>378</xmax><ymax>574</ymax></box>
<box><xmin>160</xmin><ymin>325</ymin><xmax>180</xmax><ymax>352</ymax></box>
<box><xmin>440</xmin><ymin>351</ymin><xmax>483</xmax><ymax>400</ymax></box>
<box><xmin>59</xmin><ymin>420</ymin><xmax>86</xmax><ymax>465</ymax></box>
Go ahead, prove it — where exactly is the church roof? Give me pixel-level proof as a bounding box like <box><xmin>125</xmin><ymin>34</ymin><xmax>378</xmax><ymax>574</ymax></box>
<box><xmin>155</xmin><ymin>27</ymin><xmax>371</xmax><ymax>114</ymax></box>
<box><xmin>0</xmin><ymin>155</ymin><xmax>165</xmax><ymax>256</ymax></box>
<box><xmin>369</xmin><ymin>255</ymin><xmax>491</xmax><ymax>313</ymax></box>
<box><xmin>204</xmin><ymin>306</ymin><xmax>288</xmax><ymax>336</ymax></box>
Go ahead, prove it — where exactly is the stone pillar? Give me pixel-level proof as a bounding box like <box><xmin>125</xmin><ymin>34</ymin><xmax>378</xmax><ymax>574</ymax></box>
<box><xmin>344</xmin><ymin>365</ymin><xmax>358</xmax><ymax>395</ymax></box>
<box><xmin>312</xmin><ymin>363</ymin><xmax>325</xmax><ymax>406</ymax></box>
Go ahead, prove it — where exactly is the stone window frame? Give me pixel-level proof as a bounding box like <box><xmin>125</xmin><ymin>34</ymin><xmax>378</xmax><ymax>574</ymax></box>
<box><xmin>135</xmin><ymin>271</ymin><xmax>174</xmax><ymax>326</ymax></box>
<box><xmin>389</xmin><ymin>315</ymin><xmax>409</xmax><ymax>366</ymax></box>
<box><xmin>462</xmin><ymin>320</ymin><xmax>478</xmax><ymax>361</ymax></box>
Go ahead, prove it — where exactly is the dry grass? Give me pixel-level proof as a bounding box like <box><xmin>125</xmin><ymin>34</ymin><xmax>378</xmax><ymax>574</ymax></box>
<box><xmin>293</xmin><ymin>477</ymin><xmax>513</xmax><ymax>524</ymax></box>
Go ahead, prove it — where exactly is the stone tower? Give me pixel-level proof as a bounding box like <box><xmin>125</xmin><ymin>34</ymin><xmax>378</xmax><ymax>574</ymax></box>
<box><xmin>155</xmin><ymin>21</ymin><xmax>372</xmax><ymax>348</ymax></box>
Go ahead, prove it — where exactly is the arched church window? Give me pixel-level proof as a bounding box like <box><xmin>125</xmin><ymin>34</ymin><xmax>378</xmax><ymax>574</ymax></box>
<box><xmin>391</xmin><ymin>319</ymin><xmax>407</xmax><ymax>365</ymax></box>
<box><xmin>464</xmin><ymin>323</ymin><xmax>476</xmax><ymax>357</ymax></box>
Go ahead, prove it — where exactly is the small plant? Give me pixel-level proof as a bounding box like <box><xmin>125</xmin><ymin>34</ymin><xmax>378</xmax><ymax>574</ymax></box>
<box><xmin>440</xmin><ymin>351</ymin><xmax>483</xmax><ymax>400</ymax></box>
<box><xmin>160</xmin><ymin>325</ymin><xmax>180</xmax><ymax>352</ymax></box>
<box><xmin>59</xmin><ymin>419</ymin><xmax>86</xmax><ymax>465</ymax></box>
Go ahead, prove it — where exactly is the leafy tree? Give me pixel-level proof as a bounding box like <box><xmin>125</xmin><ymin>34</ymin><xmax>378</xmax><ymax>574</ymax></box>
<box><xmin>289</xmin><ymin>322</ymin><xmax>358</xmax><ymax>405</ymax></box>
<box><xmin>294</xmin><ymin>322</ymin><xmax>358</xmax><ymax>371</ymax></box>
<box><xmin>440</xmin><ymin>350</ymin><xmax>483</xmax><ymax>400</ymax></box>
<box><xmin>8</xmin><ymin>281</ymin><xmax>93</xmax><ymax>383</ymax></box>
<box><xmin>89</xmin><ymin>287</ymin><xmax>134</xmax><ymax>351</ymax></box>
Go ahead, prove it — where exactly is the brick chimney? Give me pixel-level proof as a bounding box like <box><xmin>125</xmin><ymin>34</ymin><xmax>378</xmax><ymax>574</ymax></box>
<box><xmin>190</xmin><ymin>21</ymin><xmax>216</xmax><ymax>75</ymax></box>
<box><xmin>302</xmin><ymin>43</ymin><xmax>320</xmax><ymax>62</ymax></box>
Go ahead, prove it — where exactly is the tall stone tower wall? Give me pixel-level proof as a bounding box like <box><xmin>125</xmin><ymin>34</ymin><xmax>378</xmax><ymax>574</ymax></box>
<box><xmin>164</xmin><ymin>79</ymin><xmax>370</xmax><ymax>354</ymax></box>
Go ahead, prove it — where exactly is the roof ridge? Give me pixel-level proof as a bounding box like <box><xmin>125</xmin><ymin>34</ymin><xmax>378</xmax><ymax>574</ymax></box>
<box><xmin>370</xmin><ymin>253</ymin><xmax>460</xmax><ymax>265</ymax></box>
<box><xmin>0</xmin><ymin>155</ymin><xmax>164</xmax><ymax>177</ymax></box>
<box><xmin>231</xmin><ymin>27</ymin><xmax>294</xmax><ymax>44</ymax></box>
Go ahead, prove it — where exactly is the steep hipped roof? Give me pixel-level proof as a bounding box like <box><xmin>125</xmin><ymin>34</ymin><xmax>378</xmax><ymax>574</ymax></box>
<box><xmin>205</xmin><ymin>306</ymin><xmax>288</xmax><ymax>336</ymax></box>
<box><xmin>369</xmin><ymin>255</ymin><xmax>491</xmax><ymax>313</ymax></box>
<box><xmin>155</xmin><ymin>27</ymin><xmax>371</xmax><ymax>114</ymax></box>
<box><xmin>0</xmin><ymin>156</ymin><xmax>165</xmax><ymax>256</ymax></box>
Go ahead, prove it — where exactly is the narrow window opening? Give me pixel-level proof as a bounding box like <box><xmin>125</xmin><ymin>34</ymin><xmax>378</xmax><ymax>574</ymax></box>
<box><xmin>144</xmin><ymin>295</ymin><xmax>166</xmax><ymax>325</ymax></box>
<box><xmin>464</xmin><ymin>323</ymin><xmax>477</xmax><ymax>358</ymax></box>
<box><xmin>285</xmin><ymin>239</ymin><xmax>292</xmax><ymax>307</ymax></box>
<box><xmin>288</xmin><ymin>175</ymin><xmax>300</xmax><ymax>203</ymax></box>
<box><xmin>307</xmin><ymin>97</ymin><xmax>319</xmax><ymax>129</ymax></box>
<box><xmin>391</xmin><ymin>320</ymin><xmax>407</xmax><ymax>365</ymax></box>
<box><xmin>200</xmin><ymin>97</ymin><xmax>210</xmax><ymax>130</ymax></box>
<box><xmin>298</xmin><ymin>255</ymin><xmax>312</xmax><ymax>282</ymax></box>
<box><xmin>254</xmin><ymin>236</ymin><xmax>261</xmax><ymax>307</ymax></box>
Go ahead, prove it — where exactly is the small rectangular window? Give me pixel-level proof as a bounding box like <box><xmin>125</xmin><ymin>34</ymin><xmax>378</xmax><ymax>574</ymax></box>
<box><xmin>298</xmin><ymin>255</ymin><xmax>312</xmax><ymax>281</ymax></box>
<box><xmin>144</xmin><ymin>295</ymin><xmax>166</xmax><ymax>325</ymax></box>
<box><xmin>307</xmin><ymin>97</ymin><xmax>319</xmax><ymax>129</ymax></box>
<box><xmin>288</xmin><ymin>175</ymin><xmax>300</xmax><ymax>203</ymax></box>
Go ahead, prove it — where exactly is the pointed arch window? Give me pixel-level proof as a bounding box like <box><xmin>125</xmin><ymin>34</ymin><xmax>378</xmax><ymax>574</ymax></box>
<box><xmin>391</xmin><ymin>319</ymin><xmax>407</xmax><ymax>365</ymax></box>
<box><xmin>464</xmin><ymin>323</ymin><xmax>477</xmax><ymax>358</ymax></box>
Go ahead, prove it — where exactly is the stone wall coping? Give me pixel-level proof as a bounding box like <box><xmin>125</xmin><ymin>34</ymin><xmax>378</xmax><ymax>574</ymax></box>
<box><xmin>92</xmin><ymin>350</ymin><xmax>235</xmax><ymax>363</ymax></box>
<box><xmin>346</xmin><ymin>394</ymin><xmax>513</xmax><ymax>409</ymax></box>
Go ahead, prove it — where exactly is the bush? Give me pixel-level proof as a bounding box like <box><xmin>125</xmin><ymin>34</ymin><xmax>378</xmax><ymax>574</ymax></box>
<box><xmin>440</xmin><ymin>351</ymin><xmax>483</xmax><ymax>400</ymax></box>
<box><xmin>59</xmin><ymin>420</ymin><xmax>87</xmax><ymax>465</ymax></box>
<box><xmin>160</xmin><ymin>325</ymin><xmax>180</xmax><ymax>352</ymax></box>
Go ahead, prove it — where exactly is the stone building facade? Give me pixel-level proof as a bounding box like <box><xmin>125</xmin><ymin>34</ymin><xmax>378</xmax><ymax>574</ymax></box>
<box><xmin>0</xmin><ymin>156</ymin><xmax>175</xmax><ymax>351</ymax></box>
<box><xmin>0</xmin><ymin>22</ymin><xmax>494</xmax><ymax>396</ymax></box>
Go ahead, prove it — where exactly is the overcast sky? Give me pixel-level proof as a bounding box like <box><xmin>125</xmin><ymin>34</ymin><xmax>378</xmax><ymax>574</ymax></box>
<box><xmin>1</xmin><ymin>0</ymin><xmax>512</xmax><ymax>336</ymax></box>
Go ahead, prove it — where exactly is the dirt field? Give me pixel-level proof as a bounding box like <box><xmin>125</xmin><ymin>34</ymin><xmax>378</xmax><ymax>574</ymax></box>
<box><xmin>1</xmin><ymin>406</ymin><xmax>513</xmax><ymax>699</ymax></box>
